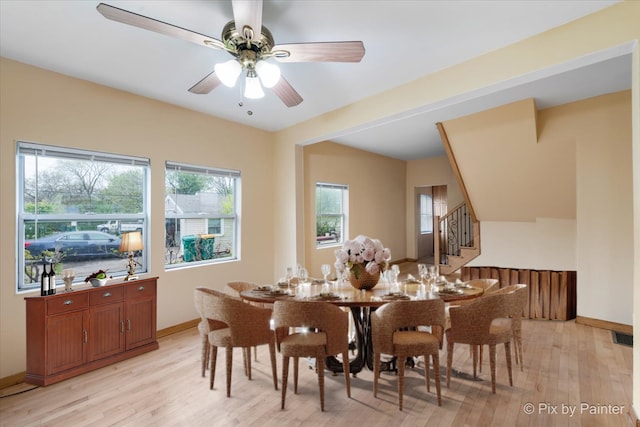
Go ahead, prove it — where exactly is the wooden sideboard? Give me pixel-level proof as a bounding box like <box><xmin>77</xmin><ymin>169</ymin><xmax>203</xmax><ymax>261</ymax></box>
<box><xmin>25</xmin><ymin>276</ymin><xmax>158</xmax><ymax>386</ymax></box>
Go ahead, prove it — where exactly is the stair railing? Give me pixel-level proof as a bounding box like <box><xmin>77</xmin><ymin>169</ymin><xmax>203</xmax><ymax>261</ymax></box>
<box><xmin>435</xmin><ymin>202</ymin><xmax>474</xmax><ymax>266</ymax></box>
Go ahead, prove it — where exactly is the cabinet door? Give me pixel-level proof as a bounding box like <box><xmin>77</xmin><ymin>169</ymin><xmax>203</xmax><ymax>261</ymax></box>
<box><xmin>46</xmin><ymin>311</ymin><xmax>87</xmax><ymax>375</ymax></box>
<box><xmin>88</xmin><ymin>302</ymin><xmax>125</xmax><ymax>362</ymax></box>
<box><xmin>125</xmin><ymin>281</ymin><xmax>157</xmax><ymax>350</ymax></box>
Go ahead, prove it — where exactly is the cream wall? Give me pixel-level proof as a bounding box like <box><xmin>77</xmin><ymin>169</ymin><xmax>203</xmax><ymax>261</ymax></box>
<box><xmin>573</xmin><ymin>93</ymin><xmax>634</xmax><ymax>325</ymax></box>
<box><xmin>303</xmin><ymin>141</ymin><xmax>406</xmax><ymax>277</ymax></box>
<box><xmin>472</xmin><ymin>220</ymin><xmax>577</xmax><ymax>271</ymax></box>
<box><xmin>405</xmin><ymin>156</ymin><xmax>464</xmax><ymax>259</ymax></box>
<box><xmin>0</xmin><ymin>58</ymin><xmax>276</xmax><ymax>379</ymax></box>
<box><xmin>458</xmin><ymin>92</ymin><xmax>633</xmax><ymax>326</ymax></box>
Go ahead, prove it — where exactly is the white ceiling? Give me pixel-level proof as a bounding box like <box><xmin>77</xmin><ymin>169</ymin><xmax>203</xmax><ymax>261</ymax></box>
<box><xmin>0</xmin><ymin>0</ymin><xmax>631</xmax><ymax>160</ymax></box>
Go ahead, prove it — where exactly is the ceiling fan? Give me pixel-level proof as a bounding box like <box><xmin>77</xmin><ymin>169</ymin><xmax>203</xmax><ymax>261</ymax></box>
<box><xmin>97</xmin><ymin>1</ymin><xmax>365</xmax><ymax>107</ymax></box>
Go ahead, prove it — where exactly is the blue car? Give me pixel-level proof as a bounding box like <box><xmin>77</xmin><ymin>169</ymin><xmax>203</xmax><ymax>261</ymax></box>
<box><xmin>25</xmin><ymin>231</ymin><xmax>123</xmax><ymax>260</ymax></box>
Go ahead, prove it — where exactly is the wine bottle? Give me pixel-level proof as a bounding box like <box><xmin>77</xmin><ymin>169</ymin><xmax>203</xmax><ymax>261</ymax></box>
<box><xmin>48</xmin><ymin>262</ymin><xmax>56</xmax><ymax>295</ymax></box>
<box><xmin>40</xmin><ymin>262</ymin><xmax>48</xmax><ymax>296</ymax></box>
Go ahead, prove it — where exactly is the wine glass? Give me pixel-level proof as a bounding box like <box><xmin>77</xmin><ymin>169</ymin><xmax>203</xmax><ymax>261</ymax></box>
<box><xmin>427</xmin><ymin>265</ymin><xmax>439</xmax><ymax>293</ymax></box>
<box><xmin>391</xmin><ymin>264</ymin><xmax>400</xmax><ymax>276</ymax></box>
<box><xmin>298</xmin><ymin>267</ymin><xmax>309</xmax><ymax>284</ymax></box>
<box><xmin>285</xmin><ymin>267</ymin><xmax>294</xmax><ymax>294</ymax></box>
<box><xmin>418</xmin><ymin>263</ymin><xmax>427</xmax><ymax>283</ymax></box>
<box><xmin>321</xmin><ymin>264</ymin><xmax>331</xmax><ymax>291</ymax></box>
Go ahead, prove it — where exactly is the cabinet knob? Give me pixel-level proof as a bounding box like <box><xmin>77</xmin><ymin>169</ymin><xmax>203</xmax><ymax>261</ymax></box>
<box><xmin>63</xmin><ymin>300</ymin><xmax>73</xmax><ymax>305</ymax></box>
<box><xmin>103</xmin><ymin>292</ymin><xmax>112</xmax><ymax>297</ymax></box>
<box><xmin>137</xmin><ymin>286</ymin><xmax>145</xmax><ymax>291</ymax></box>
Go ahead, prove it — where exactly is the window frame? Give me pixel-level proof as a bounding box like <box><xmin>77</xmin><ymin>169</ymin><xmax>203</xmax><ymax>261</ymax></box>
<box><xmin>315</xmin><ymin>182</ymin><xmax>348</xmax><ymax>248</ymax></box>
<box><xmin>164</xmin><ymin>161</ymin><xmax>240</xmax><ymax>268</ymax></box>
<box><xmin>16</xmin><ymin>141</ymin><xmax>150</xmax><ymax>293</ymax></box>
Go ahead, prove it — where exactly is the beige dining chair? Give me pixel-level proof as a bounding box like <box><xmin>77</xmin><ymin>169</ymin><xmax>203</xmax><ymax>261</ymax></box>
<box><xmin>272</xmin><ymin>300</ymin><xmax>351</xmax><ymax>411</ymax></box>
<box><xmin>193</xmin><ymin>287</ymin><xmax>229</xmax><ymax>378</ymax></box>
<box><xmin>201</xmin><ymin>288</ymin><xmax>278</xmax><ymax>397</ymax></box>
<box><xmin>371</xmin><ymin>299</ymin><xmax>445</xmax><ymax>410</ymax></box>
<box><xmin>225</xmin><ymin>281</ymin><xmax>260</xmax><ymax>361</ymax></box>
<box><xmin>486</xmin><ymin>284</ymin><xmax>528</xmax><ymax>370</ymax></box>
<box><xmin>446</xmin><ymin>291</ymin><xmax>514</xmax><ymax>393</ymax></box>
<box><xmin>442</xmin><ymin>278</ymin><xmax>499</xmax><ymax>357</ymax></box>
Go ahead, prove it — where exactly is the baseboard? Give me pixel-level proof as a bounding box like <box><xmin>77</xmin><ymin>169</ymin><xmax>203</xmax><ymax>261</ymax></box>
<box><xmin>0</xmin><ymin>372</ymin><xmax>25</xmax><ymax>390</ymax></box>
<box><xmin>575</xmin><ymin>316</ymin><xmax>633</xmax><ymax>335</ymax></box>
<box><xmin>156</xmin><ymin>318</ymin><xmax>199</xmax><ymax>338</ymax></box>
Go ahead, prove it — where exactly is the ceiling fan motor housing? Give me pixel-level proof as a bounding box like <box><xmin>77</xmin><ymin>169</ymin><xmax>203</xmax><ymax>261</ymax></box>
<box><xmin>221</xmin><ymin>20</ymin><xmax>275</xmax><ymax>66</ymax></box>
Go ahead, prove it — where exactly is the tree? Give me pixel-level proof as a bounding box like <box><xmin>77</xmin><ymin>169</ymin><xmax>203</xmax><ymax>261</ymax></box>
<box><xmin>101</xmin><ymin>170</ymin><xmax>144</xmax><ymax>213</ymax></box>
<box><xmin>166</xmin><ymin>171</ymin><xmax>210</xmax><ymax>195</ymax></box>
<box><xmin>211</xmin><ymin>176</ymin><xmax>233</xmax><ymax>197</ymax></box>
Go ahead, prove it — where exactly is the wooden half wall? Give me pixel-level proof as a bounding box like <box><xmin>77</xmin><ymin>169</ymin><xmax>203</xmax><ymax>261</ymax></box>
<box><xmin>461</xmin><ymin>266</ymin><xmax>576</xmax><ymax>321</ymax></box>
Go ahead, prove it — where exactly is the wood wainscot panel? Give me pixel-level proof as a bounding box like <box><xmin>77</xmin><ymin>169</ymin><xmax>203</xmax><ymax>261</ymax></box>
<box><xmin>461</xmin><ymin>267</ymin><xmax>576</xmax><ymax>321</ymax></box>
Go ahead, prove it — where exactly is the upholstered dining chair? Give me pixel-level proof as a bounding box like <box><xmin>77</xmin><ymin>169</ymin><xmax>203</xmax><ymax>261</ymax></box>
<box><xmin>486</xmin><ymin>284</ymin><xmax>528</xmax><ymax>370</ymax></box>
<box><xmin>194</xmin><ymin>287</ymin><xmax>229</xmax><ymax>378</ymax></box>
<box><xmin>226</xmin><ymin>280</ymin><xmax>257</xmax><ymax>294</ymax></box>
<box><xmin>446</xmin><ymin>291</ymin><xmax>514</xmax><ymax>393</ymax></box>
<box><xmin>443</xmin><ymin>278</ymin><xmax>500</xmax><ymax>354</ymax></box>
<box><xmin>225</xmin><ymin>281</ymin><xmax>260</xmax><ymax>361</ymax></box>
<box><xmin>444</xmin><ymin>278</ymin><xmax>499</xmax><ymax>324</ymax></box>
<box><xmin>469</xmin><ymin>278</ymin><xmax>500</xmax><ymax>293</ymax></box>
<box><xmin>371</xmin><ymin>299</ymin><xmax>445</xmax><ymax>410</ymax></box>
<box><xmin>201</xmin><ymin>288</ymin><xmax>278</xmax><ymax>397</ymax></box>
<box><xmin>272</xmin><ymin>300</ymin><xmax>351</xmax><ymax>411</ymax></box>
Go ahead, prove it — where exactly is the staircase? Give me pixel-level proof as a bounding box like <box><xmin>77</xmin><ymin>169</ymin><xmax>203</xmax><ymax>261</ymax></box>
<box><xmin>435</xmin><ymin>202</ymin><xmax>480</xmax><ymax>275</ymax></box>
<box><xmin>435</xmin><ymin>122</ymin><xmax>480</xmax><ymax>275</ymax></box>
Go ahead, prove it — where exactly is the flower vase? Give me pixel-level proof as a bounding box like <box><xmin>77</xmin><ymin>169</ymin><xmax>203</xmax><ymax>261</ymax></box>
<box><xmin>349</xmin><ymin>267</ymin><xmax>380</xmax><ymax>290</ymax></box>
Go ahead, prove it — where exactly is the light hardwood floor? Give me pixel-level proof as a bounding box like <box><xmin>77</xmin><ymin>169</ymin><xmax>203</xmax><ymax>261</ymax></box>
<box><xmin>0</xmin><ymin>315</ymin><xmax>635</xmax><ymax>426</ymax></box>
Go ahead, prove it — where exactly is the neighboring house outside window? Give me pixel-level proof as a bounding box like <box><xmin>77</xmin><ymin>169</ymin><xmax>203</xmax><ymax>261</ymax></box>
<box><xmin>165</xmin><ymin>161</ymin><xmax>239</xmax><ymax>267</ymax></box>
<box><xmin>316</xmin><ymin>182</ymin><xmax>348</xmax><ymax>247</ymax></box>
<box><xmin>17</xmin><ymin>142</ymin><xmax>149</xmax><ymax>292</ymax></box>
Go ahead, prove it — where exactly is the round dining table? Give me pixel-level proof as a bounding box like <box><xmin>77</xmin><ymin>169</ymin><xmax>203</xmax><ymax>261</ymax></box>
<box><xmin>240</xmin><ymin>281</ymin><xmax>484</xmax><ymax>376</ymax></box>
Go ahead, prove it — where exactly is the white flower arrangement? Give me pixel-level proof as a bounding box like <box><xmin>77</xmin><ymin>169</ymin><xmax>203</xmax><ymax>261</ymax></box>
<box><xmin>334</xmin><ymin>235</ymin><xmax>391</xmax><ymax>278</ymax></box>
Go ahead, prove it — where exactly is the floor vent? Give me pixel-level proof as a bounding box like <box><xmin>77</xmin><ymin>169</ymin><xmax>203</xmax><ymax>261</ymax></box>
<box><xmin>612</xmin><ymin>331</ymin><xmax>633</xmax><ymax>347</ymax></box>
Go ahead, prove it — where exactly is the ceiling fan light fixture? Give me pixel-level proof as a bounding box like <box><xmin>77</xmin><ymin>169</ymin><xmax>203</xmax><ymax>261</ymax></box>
<box><xmin>244</xmin><ymin>73</ymin><xmax>265</xmax><ymax>99</ymax></box>
<box><xmin>215</xmin><ymin>59</ymin><xmax>242</xmax><ymax>87</ymax></box>
<box><xmin>255</xmin><ymin>60</ymin><xmax>280</xmax><ymax>88</ymax></box>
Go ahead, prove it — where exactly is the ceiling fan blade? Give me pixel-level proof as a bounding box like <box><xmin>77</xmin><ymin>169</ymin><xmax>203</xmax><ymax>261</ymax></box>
<box><xmin>231</xmin><ymin>0</ymin><xmax>263</xmax><ymax>39</ymax></box>
<box><xmin>273</xmin><ymin>41</ymin><xmax>365</xmax><ymax>63</ymax></box>
<box><xmin>97</xmin><ymin>3</ymin><xmax>226</xmax><ymax>51</ymax></box>
<box><xmin>272</xmin><ymin>76</ymin><xmax>303</xmax><ymax>107</ymax></box>
<box><xmin>188</xmin><ymin>71</ymin><xmax>222</xmax><ymax>94</ymax></box>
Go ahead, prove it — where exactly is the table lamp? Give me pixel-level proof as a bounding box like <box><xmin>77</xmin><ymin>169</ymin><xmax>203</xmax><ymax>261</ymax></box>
<box><xmin>119</xmin><ymin>231</ymin><xmax>144</xmax><ymax>281</ymax></box>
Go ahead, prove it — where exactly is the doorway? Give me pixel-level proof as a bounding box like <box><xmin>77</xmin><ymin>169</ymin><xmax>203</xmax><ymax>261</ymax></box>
<box><xmin>416</xmin><ymin>185</ymin><xmax>447</xmax><ymax>264</ymax></box>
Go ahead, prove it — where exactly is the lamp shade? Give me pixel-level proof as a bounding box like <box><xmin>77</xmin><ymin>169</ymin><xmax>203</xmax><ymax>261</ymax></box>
<box><xmin>255</xmin><ymin>60</ymin><xmax>281</xmax><ymax>88</ymax></box>
<box><xmin>244</xmin><ymin>74</ymin><xmax>265</xmax><ymax>99</ymax></box>
<box><xmin>119</xmin><ymin>231</ymin><xmax>144</xmax><ymax>253</ymax></box>
<box><xmin>215</xmin><ymin>59</ymin><xmax>242</xmax><ymax>87</ymax></box>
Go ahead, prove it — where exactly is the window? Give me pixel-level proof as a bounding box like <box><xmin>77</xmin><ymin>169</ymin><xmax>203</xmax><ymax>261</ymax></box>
<box><xmin>17</xmin><ymin>142</ymin><xmax>149</xmax><ymax>292</ymax></box>
<box><xmin>420</xmin><ymin>193</ymin><xmax>433</xmax><ymax>234</ymax></box>
<box><xmin>165</xmin><ymin>162</ymin><xmax>239</xmax><ymax>267</ymax></box>
<box><xmin>208</xmin><ymin>218</ymin><xmax>223</xmax><ymax>235</ymax></box>
<box><xmin>316</xmin><ymin>182</ymin><xmax>348</xmax><ymax>247</ymax></box>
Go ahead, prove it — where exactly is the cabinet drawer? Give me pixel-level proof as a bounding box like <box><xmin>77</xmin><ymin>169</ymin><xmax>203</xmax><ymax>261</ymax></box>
<box><xmin>89</xmin><ymin>286</ymin><xmax>124</xmax><ymax>306</ymax></box>
<box><xmin>125</xmin><ymin>281</ymin><xmax>156</xmax><ymax>299</ymax></box>
<box><xmin>47</xmin><ymin>294</ymin><xmax>89</xmax><ymax>315</ymax></box>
